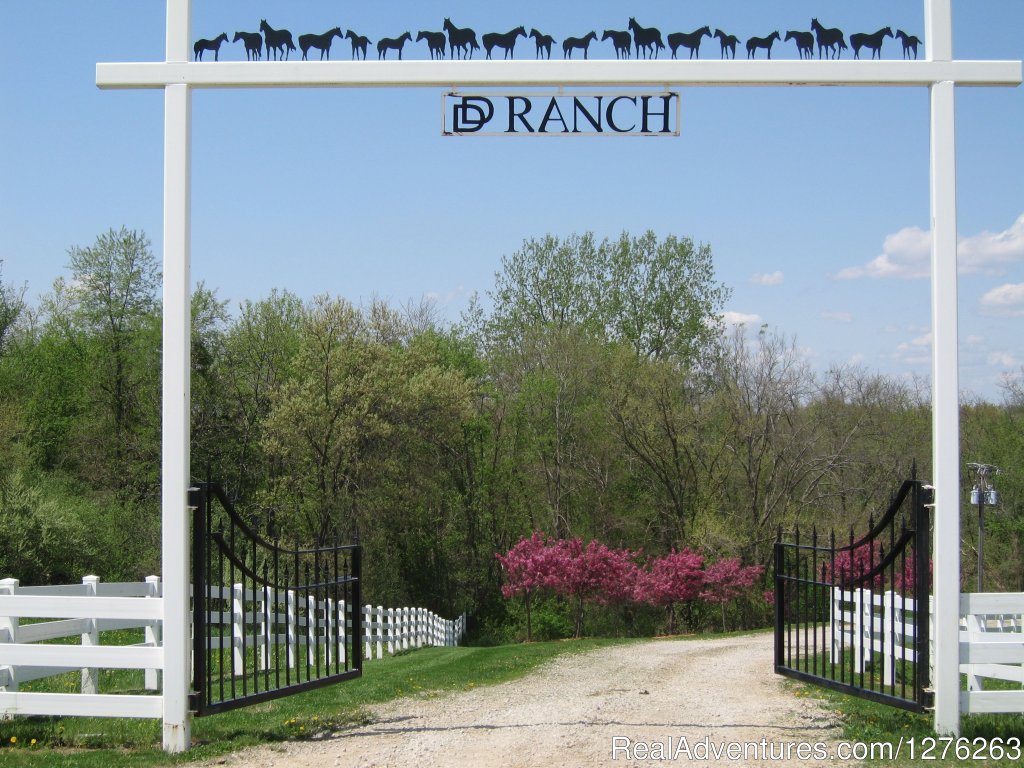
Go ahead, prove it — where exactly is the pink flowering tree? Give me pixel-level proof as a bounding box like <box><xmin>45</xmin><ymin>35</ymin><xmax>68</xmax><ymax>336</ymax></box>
<box><xmin>546</xmin><ymin>538</ymin><xmax>641</xmax><ymax>638</ymax></box>
<box><xmin>700</xmin><ymin>558</ymin><xmax>765</xmax><ymax>631</ymax></box>
<box><xmin>495</xmin><ymin>532</ymin><xmax>559</xmax><ymax>642</ymax></box>
<box><xmin>636</xmin><ymin>548</ymin><xmax>705</xmax><ymax>635</ymax></box>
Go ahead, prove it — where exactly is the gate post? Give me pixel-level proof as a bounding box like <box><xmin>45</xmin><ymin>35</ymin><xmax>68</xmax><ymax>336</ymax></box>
<box><xmin>161</xmin><ymin>0</ymin><xmax>193</xmax><ymax>753</ymax></box>
<box><xmin>926</xmin><ymin>0</ymin><xmax>961</xmax><ymax>737</ymax></box>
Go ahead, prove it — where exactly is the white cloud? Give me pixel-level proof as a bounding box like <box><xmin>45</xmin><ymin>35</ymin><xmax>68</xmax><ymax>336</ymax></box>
<box><xmin>960</xmin><ymin>214</ymin><xmax>1024</xmax><ymax>273</ymax></box>
<box><xmin>848</xmin><ymin>352</ymin><xmax>866</xmax><ymax>365</ymax></box>
<box><xmin>987</xmin><ymin>351</ymin><xmax>1020</xmax><ymax>368</ymax></box>
<box><xmin>980</xmin><ymin>283</ymin><xmax>1024</xmax><ymax>317</ymax></box>
<box><xmin>836</xmin><ymin>213</ymin><xmax>1024</xmax><ymax>280</ymax></box>
<box><xmin>894</xmin><ymin>332</ymin><xmax>932</xmax><ymax>365</ymax></box>
<box><xmin>751</xmin><ymin>270</ymin><xmax>784</xmax><ymax>286</ymax></box>
<box><xmin>721</xmin><ymin>311</ymin><xmax>762</xmax><ymax>327</ymax></box>
<box><xmin>836</xmin><ymin>225</ymin><xmax>931</xmax><ymax>280</ymax></box>
<box><xmin>822</xmin><ymin>310</ymin><xmax>853</xmax><ymax>323</ymax></box>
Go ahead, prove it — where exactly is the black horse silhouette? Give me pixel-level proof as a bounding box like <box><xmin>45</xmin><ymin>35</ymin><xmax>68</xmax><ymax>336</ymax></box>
<box><xmin>785</xmin><ymin>30</ymin><xmax>814</xmax><ymax>60</ymax></box>
<box><xmin>602</xmin><ymin>29</ymin><xmax>631</xmax><ymax>60</ymax></box>
<box><xmin>810</xmin><ymin>18</ymin><xmax>846</xmax><ymax>59</ymax></box>
<box><xmin>668</xmin><ymin>26</ymin><xmax>711</xmax><ymax>60</ymax></box>
<box><xmin>345</xmin><ymin>30</ymin><xmax>370</xmax><ymax>60</ymax></box>
<box><xmin>417</xmin><ymin>30</ymin><xmax>446</xmax><ymax>60</ymax></box>
<box><xmin>193</xmin><ymin>33</ymin><xmax>227</xmax><ymax>61</ymax></box>
<box><xmin>746</xmin><ymin>32</ymin><xmax>780</xmax><ymax>59</ymax></box>
<box><xmin>443</xmin><ymin>18</ymin><xmax>479</xmax><ymax>60</ymax></box>
<box><xmin>851</xmin><ymin>27</ymin><xmax>893</xmax><ymax>60</ymax></box>
<box><xmin>530</xmin><ymin>29</ymin><xmax>555</xmax><ymax>59</ymax></box>
<box><xmin>714</xmin><ymin>29</ymin><xmax>739</xmax><ymax>59</ymax></box>
<box><xmin>260</xmin><ymin>20</ymin><xmax>295</xmax><ymax>61</ymax></box>
<box><xmin>232</xmin><ymin>31</ymin><xmax>262</xmax><ymax>61</ymax></box>
<box><xmin>483</xmin><ymin>26</ymin><xmax>526</xmax><ymax>60</ymax></box>
<box><xmin>895</xmin><ymin>30</ymin><xmax>921</xmax><ymax>60</ymax></box>
<box><xmin>299</xmin><ymin>27</ymin><xmax>342</xmax><ymax>61</ymax></box>
<box><xmin>377</xmin><ymin>32</ymin><xmax>412</xmax><ymax>60</ymax></box>
<box><xmin>628</xmin><ymin>18</ymin><xmax>664</xmax><ymax>59</ymax></box>
<box><xmin>562</xmin><ymin>31</ymin><xmax>597</xmax><ymax>59</ymax></box>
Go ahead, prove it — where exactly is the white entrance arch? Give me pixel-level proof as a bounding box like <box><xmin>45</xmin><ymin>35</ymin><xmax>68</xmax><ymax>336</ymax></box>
<box><xmin>94</xmin><ymin>0</ymin><xmax>1021</xmax><ymax>752</ymax></box>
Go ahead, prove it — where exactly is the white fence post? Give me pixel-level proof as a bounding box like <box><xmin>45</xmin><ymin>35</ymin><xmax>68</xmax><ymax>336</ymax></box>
<box><xmin>307</xmin><ymin>592</ymin><xmax>317</xmax><ymax>667</ymax></box>
<box><xmin>375</xmin><ymin>605</ymin><xmax>384</xmax><ymax>660</ymax></box>
<box><xmin>387</xmin><ymin>607</ymin><xmax>395</xmax><ymax>655</ymax></box>
<box><xmin>342</xmin><ymin>598</ymin><xmax>350</xmax><ymax>663</ymax></box>
<box><xmin>883</xmin><ymin>590</ymin><xmax>895</xmax><ymax>688</ymax></box>
<box><xmin>232</xmin><ymin>583</ymin><xmax>244</xmax><ymax>674</ymax></box>
<box><xmin>852</xmin><ymin>588</ymin><xmax>864</xmax><ymax>673</ymax></box>
<box><xmin>145</xmin><ymin>576</ymin><xmax>162</xmax><ymax>690</ymax></box>
<box><xmin>81</xmin><ymin>575</ymin><xmax>100</xmax><ymax>695</ymax></box>
<box><xmin>364</xmin><ymin>604</ymin><xmax>372</xmax><ymax>660</ymax></box>
<box><xmin>0</xmin><ymin>578</ymin><xmax>19</xmax><ymax>703</ymax></box>
<box><xmin>287</xmin><ymin>588</ymin><xmax>297</xmax><ymax>670</ymax></box>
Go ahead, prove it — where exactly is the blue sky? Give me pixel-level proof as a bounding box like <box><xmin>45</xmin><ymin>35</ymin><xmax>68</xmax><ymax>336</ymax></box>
<box><xmin>1</xmin><ymin>1</ymin><xmax>1022</xmax><ymax>400</ymax></box>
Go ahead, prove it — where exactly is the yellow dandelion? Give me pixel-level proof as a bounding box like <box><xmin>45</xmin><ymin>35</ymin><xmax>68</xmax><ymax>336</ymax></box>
<box><xmin>30</xmin><ymin>739</ymin><xmax>36</xmax><ymax>746</ymax></box>
<box><xmin>9</xmin><ymin>736</ymin><xmax>16</xmax><ymax>745</ymax></box>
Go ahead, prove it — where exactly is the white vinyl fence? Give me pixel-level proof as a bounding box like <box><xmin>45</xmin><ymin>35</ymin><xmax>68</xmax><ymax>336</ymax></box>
<box><xmin>832</xmin><ymin>587</ymin><xmax>1024</xmax><ymax>714</ymax></box>
<box><xmin>0</xmin><ymin>576</ymin><xmax>465</xmax><ymax>720</ymax></box>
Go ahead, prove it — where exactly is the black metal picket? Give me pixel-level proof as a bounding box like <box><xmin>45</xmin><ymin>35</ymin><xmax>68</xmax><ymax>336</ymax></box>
<box><xmin>190</xmin><ymin>482</ymin><xmax>361</xmax><ymax>716</ymax></box>
<box><xmin>774</xmin><ymin>475</ymin><xmax>932</xmax><ymax>712</ymax></box>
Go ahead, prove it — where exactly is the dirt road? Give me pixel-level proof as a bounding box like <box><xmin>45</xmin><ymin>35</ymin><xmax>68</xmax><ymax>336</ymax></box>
<box><xmin>202</xmin><ymin>632</ymin><xmax>857</xmax><ymax>767</ymax></box>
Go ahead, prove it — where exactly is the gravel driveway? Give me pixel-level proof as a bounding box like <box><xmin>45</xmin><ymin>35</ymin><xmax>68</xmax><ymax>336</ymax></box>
<box><xmin>202</xmin><ymin>632</ymin><xmax>857</xmax><ymax>767</ymax></box>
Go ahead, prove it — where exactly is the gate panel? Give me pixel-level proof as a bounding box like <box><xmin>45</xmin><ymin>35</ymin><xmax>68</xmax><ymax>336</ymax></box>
<box><xmin>774</xmin><ymin>477</ymin><xmax>932</xmax><ymax>712</ymax></box>
<box><xmin>190</xmin><ymin>483</ymin><xmax>361</xmax><ymax>716</ymax></box>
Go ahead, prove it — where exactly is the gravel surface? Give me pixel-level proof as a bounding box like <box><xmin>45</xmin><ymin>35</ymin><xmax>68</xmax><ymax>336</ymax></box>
<box><xmin>200</xmin><ymin>632</ymin><xmax>858</xmax><ymax>767</ymax></box>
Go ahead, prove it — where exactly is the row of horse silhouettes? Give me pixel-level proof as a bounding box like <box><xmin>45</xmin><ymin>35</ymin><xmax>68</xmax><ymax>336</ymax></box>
<box><xmin>193</xmin><ymin>18</ymin><xmax>924</xmax><ymax>63</ymax></box>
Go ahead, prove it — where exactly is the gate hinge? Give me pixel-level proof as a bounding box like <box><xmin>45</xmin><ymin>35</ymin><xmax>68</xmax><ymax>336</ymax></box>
<box><xmin>187</xmin><ymin>486</ymin><xmax>203</xmax><ymax>509</ymax></box>
<box><xmin>188</xmin><ymin>691</ymin><xmax>201</xmax><ymax>713</ymax></box>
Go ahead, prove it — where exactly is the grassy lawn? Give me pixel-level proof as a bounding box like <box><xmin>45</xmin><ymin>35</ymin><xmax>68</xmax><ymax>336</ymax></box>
<box><xmin>0</xmin><ymin>636</ymin><xmax>636</xmax><ymax>767</ymax></box>
<box><xmin>791</xmin><ymin>677</ymin><xmax>1024</xmax><ymax>767</ymax></box>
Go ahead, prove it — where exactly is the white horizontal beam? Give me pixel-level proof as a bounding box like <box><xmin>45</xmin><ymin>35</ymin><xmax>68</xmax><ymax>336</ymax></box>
<box><xmin>960</xmin><ymin>637</ymin><xmax>1024</xmax><ymax>665</ymax></box>
<box><xmin>2</xmin><ymin>642</ymin><xmax>163</xmax><ymax>669</ymax></box>
<box><xmin>961</xmin><ymin>689</ymin><xmax>1024</xmax><ymax>715</ymax></box>
<box><xmin>0</xmin><ymin>692</ymin><xmax>163</xmax><ymax>719</ymax></box>
<box><xmin>960</xmin><ymin>592</ymin><xmax>1024</xmax><ymax>614</ymax></box>
<box><xmin>97</xmin><ymin>59</ymin><xmax>1022</xmax><ymax>90</ymax></box>
<box><xmin>0</xmin><ymin>595</ymin><xmax>163</xmax><ymax>621</ymax></box>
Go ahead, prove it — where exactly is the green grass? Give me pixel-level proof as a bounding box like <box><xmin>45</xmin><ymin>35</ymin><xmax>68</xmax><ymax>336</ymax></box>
<box><xmin>790</xmin><ymin>676</ymin><xmax>1024</xmax><ymax>767</ymax></box>
<box><xmin>0</xmin><ymin>636</ymin><xmax>636</xmax><ymax>767</ymax></box>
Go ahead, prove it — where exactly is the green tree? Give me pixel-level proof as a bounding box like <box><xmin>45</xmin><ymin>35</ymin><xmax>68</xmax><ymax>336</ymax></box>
<box><xmin>0</xmin><ymin>261</ymin><xmax>26</xmax><ymax>357</ymax></box>
<box><xmin>43</xmin><ymin>228</ymin><xmax>161</xmax><ymax>490</ymax></box>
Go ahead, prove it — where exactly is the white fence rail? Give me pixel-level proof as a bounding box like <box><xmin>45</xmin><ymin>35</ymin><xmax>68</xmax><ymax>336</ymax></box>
<box><xmin>0</xmin><ymin>576</ymin><xmax>466</xmax><ymax>720</ymax></box>
<box><xmin>833</xmin><ymin>587</ymin><xmax>1024</xmax><ymax>714</ymax></box>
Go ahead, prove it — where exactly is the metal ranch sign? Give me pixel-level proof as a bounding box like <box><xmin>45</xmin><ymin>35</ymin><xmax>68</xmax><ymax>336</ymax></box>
<box><xmin>443</xmin><ymin>91</ymin><xmax>680</xmax><ymax>136</ymax></box>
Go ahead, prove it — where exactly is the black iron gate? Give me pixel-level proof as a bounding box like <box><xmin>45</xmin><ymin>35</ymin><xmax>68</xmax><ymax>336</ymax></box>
<box><xmin>190</xmin><ymin>482</ymin><xmax>362</xmax><ymax>716</ymax></box>
<box><xmin>774</xmin><ymin>476</ymin><xmax>932</xmax><ymax>712</ymax></box>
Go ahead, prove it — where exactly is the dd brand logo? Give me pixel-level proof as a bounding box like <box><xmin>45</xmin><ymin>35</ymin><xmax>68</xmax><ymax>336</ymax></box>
<box><xmin>443</xmin><ymin>91</ymin><xmax>680</xmax><ymax>136</ymax></box>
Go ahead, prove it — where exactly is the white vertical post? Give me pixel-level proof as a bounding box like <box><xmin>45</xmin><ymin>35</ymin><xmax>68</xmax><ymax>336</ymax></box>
<box><xmin>0</xmin><ymin>578</ymin><xmax>20</xmax><ymax>702</ymax></box>
<box><xmin>364</xmin><ymin>604</ymin><xmax>372</xmax><ymax>660</ymax></box>
<box><xmin>307</xmin><ymin>593</ymin><xmax>317</xmax><ymax>667</ymax></box>
<box><xmin>161</xmin><ymin>0</ymin><xmax>193</xmax><ymax>754</ymax></box>
<box><xmin>376</xmin><ymin>606</ymin><xmax>384</xmax><ymax>659</ymax></box>
<box><xmin>232</xmin><ymin>584</ymin><xmax>244</xmax><ymax>673</ymax></box>
<box><xmin>926</xmin><ymin>0</ymin><xmax>961</xmax><ymax>738</ymax></box>
<box><xmin>387</xmin><ymin>607</ymin><xmax>395</xmax><ymax>655</ymax></box>
<box><xmin>145</xmin><ymin>575</ymin><xmax>162</xmax><ymax>690</ymax></box>
<box><xmin>342</xmin><ymin>598</ymin><xmax>350</xmax><ymax>663</ymax></box>
<box><xmin>80</xmin><ymin>575</ymin><xmax>100</xmax><ymax>695</ymax></box>
<box><xmin>287</xmin><ymin>589</ymin><xmax>297</xmax><ymax>669</ymax></box>
<box><xmin>883</xmin><ymin>591</ymin><xmax>895</xmax><ymax>688</ymax></box>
